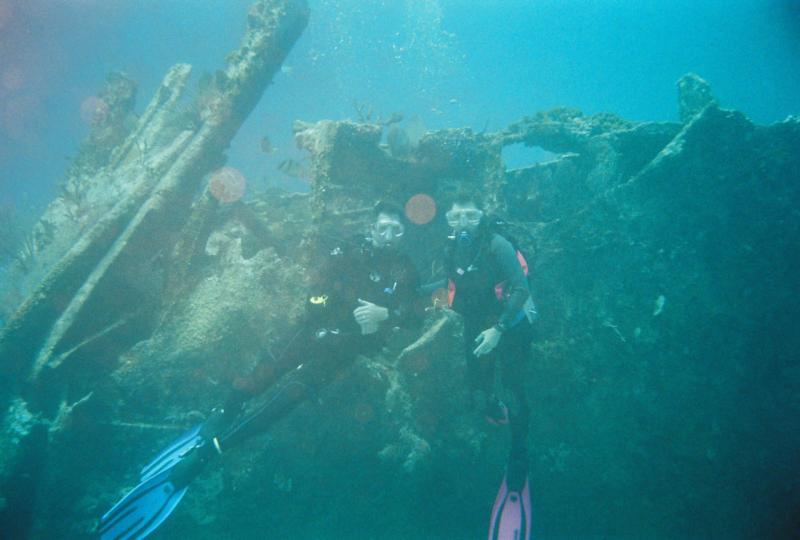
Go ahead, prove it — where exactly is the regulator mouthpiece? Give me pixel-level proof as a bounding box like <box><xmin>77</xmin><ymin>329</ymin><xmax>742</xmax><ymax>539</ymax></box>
<box><xmin>456</xmin><ymin>229</ymin><xmax>473</xmax><ymax>248</ymax></box>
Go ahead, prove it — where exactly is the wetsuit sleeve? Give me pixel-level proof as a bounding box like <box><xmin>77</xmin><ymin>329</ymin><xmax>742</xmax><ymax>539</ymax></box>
<box><xmin>491</xmin><ymin>234</ymin><xmax>531</xmax><ymax>330</ymax></box>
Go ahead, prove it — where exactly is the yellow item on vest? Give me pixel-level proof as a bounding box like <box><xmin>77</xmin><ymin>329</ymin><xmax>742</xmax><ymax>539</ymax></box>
<box><xmin>309</xmin><ymin>294</ymin><xmax>328</xmax><ymax>306</ymax></box>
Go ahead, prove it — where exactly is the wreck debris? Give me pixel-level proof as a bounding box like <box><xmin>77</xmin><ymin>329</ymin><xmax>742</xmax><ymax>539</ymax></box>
<box><xmin>49</xmin><ymin>391</ymin><xmax>94</xmax><ymax>436</ymax></box>
<box><xmin>677</xmin><ymin>72</ymin><xmax>718</xmax><ymax>123</ymax></box>
<box><xmin>351</xmin><ymin>99</ymin><xmax>403</xmax><ymax>126</ymax></box>
<box><xmin>0</xmin><ymin>0</ymin><xmax>310</xmax><ymax>390</ymax></box>
<box><xmin>500</xmin><ymin>108</ymin><xmax>634</xmax><ymax>154</ymax></box>
<box><xmin>398</xmin><ymin>312</ymin><xmax>454</xmax><ymax>361</ymax></box>
<box><xmin>0</xmin><ymin>40</ymin><xmax>796</xmax><ymax>537</ymax></box>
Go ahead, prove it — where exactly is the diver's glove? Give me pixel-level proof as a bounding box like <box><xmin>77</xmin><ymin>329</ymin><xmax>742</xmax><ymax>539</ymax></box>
<box><xmin>354</xmin><ymin>299</ymin><xmax>389</xmax><ymax>334</ymax></box>
<box><xmin>473</xmin><ymin>326</ymin><xmax>502</xmax><ymax>356</ymax></box>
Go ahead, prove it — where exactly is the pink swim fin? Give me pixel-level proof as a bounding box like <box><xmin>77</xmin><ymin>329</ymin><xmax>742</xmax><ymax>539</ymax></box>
<box><xmin>488</xmin><ymin>470</ymin><xmax>532</xmax><ymax>540</ymax></box>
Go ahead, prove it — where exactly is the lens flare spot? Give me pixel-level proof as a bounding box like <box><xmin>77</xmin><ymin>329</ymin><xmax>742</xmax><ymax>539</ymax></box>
<box><xmin>2</xmin><ymin>95</ymin><xmax>38</xmax><ymax>140</ymax></box>
<box><xmin>406</xmin><ymin>353</ymin><xmax>429</xmax><ymax>373</ymax></box>
<box><xmin>417</xmin><ymin>410</ymin><xmax>439</xmax><ymax>431</ymax></box>
<box><xmin>354</xmin><ymin>402</ymin><xmax>374</xmax><ymax>424</ymax></box>
<box><xmin>0</xmin><ymin>2</ymin><xmax>11</xmax><ymax>31</ymax></box>
<box><xmin>1</xmin><ymin>67</ymin><xmax>24</xmax><ymax>92</ymax></box>
<box><xmin>80</xmin><ymin>96</ymin><xmax>108</xmax><ymax>125</ymax></box>
<box><xmin>405</xmin><ymin>193</ymin><xmax>436</xmax><ymax>225</ymax></box>
<box><xmin>299</xmin><ymin>438</ymin><xmax>316</xmax><ymax>455</ymax></box>
<box><xmin>209</xmin><ymin>167</ymin><xmax>247</xmax><ymax>203</ymax></box>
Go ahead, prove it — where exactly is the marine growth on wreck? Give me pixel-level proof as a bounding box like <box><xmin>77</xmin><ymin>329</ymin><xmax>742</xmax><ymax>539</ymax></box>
<box><xmin>0</xmin><ymin>1</ymin><xmax>798</xmax><ymax>539</ymax></box>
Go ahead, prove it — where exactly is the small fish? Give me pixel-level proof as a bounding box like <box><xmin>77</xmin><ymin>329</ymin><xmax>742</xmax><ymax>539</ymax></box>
<box><xmin>278</xmin><ymin>158</ymin><xmax>308</xmax><ymax>179</ymax></box>
<box><xmin>260</xmin><ymin>136</ymin><xmax>276</xmax><ymax>154</ymax></box>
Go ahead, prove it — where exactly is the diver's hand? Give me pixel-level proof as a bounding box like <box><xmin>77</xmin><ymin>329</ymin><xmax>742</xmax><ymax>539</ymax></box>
<box><xmin>354</xmin><ymin>299</ymin><xmax>389</xmax><ymax>325</ymax></box>
<box><xmin>473</xmin><ymin>327</ymin><xmax>502</xmax><ymax>356</ymax></box>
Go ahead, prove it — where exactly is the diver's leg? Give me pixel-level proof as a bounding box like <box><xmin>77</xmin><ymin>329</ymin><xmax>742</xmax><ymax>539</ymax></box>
<box><xmin>217</xmin><ymin>333</ymin><xmax>358</xmax><ymax>452</ymax></box>
<box><xmin>228</xmin><ymin>325</ymin><xmax>309</xmax><ymax>403</ymax></box>
<box><xmin>167</xmin><ymin>332</ymin><xmax>356</xmax><ymax>487</ymax></box>
<box><xmin>218</xmin><ymin>365</ymin><xmax>318</xmax><ymax>450</ymax></box>
<box><xmin>499</xmin><ymin>323</ymin><xmax>534</xmax><ymax>466</ymax></box>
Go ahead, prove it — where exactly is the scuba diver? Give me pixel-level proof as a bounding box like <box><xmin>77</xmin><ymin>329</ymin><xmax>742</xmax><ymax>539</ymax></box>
<box><xmin>443</xmin><ymin>192</ymin><xmax>537</xmax><ymax>540</ymax></box>
<box><xmin>97</xmin><ymin>201</ymin><xmax>423</xmax><ymax>540</ymax></box>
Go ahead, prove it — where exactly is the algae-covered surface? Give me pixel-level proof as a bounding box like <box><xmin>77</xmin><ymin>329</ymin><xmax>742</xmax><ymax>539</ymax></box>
<box><xmin>1</xmin><ymin>1</ymin><xmax>799</xmax><ymax>539</ymax></box>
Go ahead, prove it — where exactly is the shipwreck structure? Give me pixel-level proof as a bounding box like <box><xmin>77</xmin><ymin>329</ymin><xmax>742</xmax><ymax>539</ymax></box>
<box><xmin>0</xmin><ymin>0</ymin><xmax>798</xmax><ymax>535</ymax></box>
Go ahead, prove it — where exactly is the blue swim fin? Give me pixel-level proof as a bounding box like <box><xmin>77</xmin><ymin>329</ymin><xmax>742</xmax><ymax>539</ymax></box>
<box><xmin>97</xmin><ymin>424</ymin><xmax>209</xmax><ymax>540</ymax></box>
<box><xmin>97</xmin><ymin>468</ymin><xmax>190</xmax><ymax>540</ymax></box>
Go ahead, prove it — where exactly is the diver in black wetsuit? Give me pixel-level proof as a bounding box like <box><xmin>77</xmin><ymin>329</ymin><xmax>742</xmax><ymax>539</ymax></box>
<box><xmin>442</xmin><ymin>191</ymin><xmax>537</xmax><ymax>539</ymax></box>
<box><xmin>98</xmin><ymin>201</ymin><xmax>425</xmax><ymax>540</ymax></box>
<box><xmin>210</xmin><ymin>201</ymin><xmax>424</xmax><ymax>450</ymax></box>
<box><xmin>207</xmin><ymin>200</ymin><xmax>424</xmax><ymax>451</ymax></box>
<box><xmin>159</xmin><ymin>203</ymin><xmax>423</xmax><ymax>479</ymax></box>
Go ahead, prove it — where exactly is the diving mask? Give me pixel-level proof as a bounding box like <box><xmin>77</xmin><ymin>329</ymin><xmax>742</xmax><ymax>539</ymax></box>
<box><xmin>375</xmin><ymin>219</ymin><xmax>404</xmax><ymax>238</ymax></box>
<box><xmin>371</xmin><ymin>218</ymin><xmax>405</xmax><ymax>247</ymax></box>
<box><xmin>446</xmin><ymin>208</ymin><xmax>483</xmax><ymax>229</ymax></box>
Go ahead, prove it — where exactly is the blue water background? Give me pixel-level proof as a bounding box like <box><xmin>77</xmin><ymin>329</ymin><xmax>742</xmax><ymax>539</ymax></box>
<box><xmin>1</xmin><ymin>0</ymin><xmax>798</xmax><ymax>212</ymax></box>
